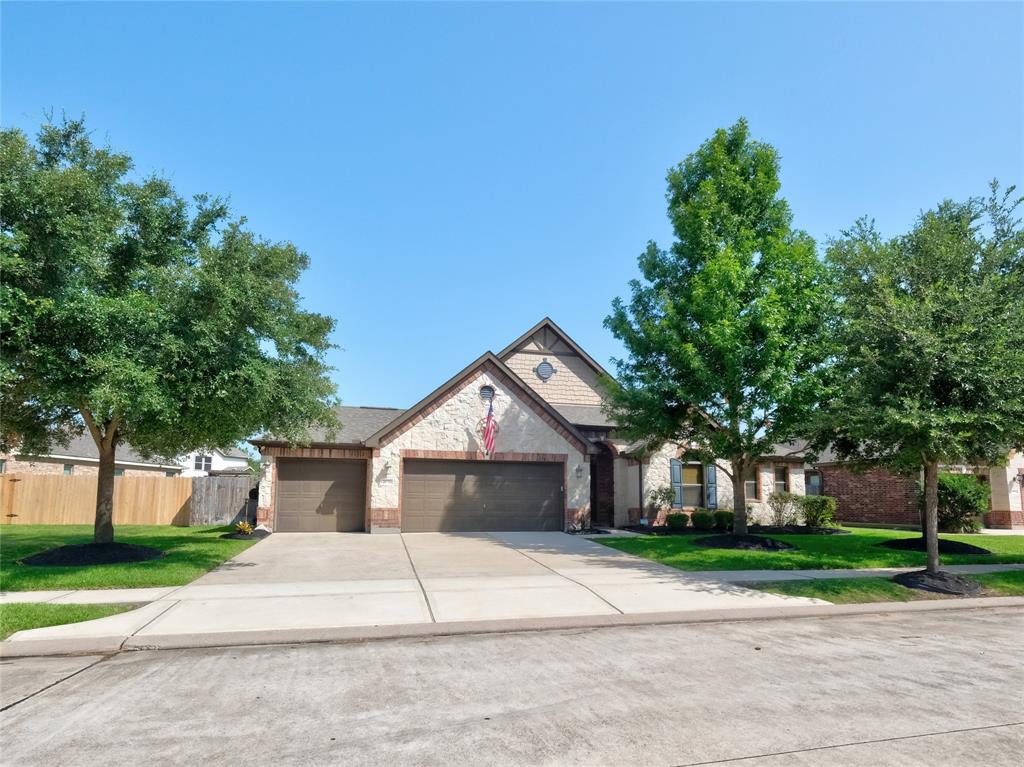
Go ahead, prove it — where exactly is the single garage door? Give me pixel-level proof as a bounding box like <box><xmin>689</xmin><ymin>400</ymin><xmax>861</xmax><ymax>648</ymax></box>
<box><xmin>401</xmin><ymin>459</ymin><xmax>564</xmax><ymax>532</ymax></box>
<box><xmin>276</xmin><ymin>459</ymin><xmax>366</xmax><ymax>532</ymax></box>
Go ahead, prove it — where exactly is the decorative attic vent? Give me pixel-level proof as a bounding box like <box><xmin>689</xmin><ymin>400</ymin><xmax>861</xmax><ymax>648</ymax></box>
<box><xmin>479</xmin><ymin>385</ymin><xmax>495</xmax><ymax>402</ymax></box>
<box><xmin>534</xmin><ymin>359</ymin><xmax>555</xmax><ymax>381</ymax></box>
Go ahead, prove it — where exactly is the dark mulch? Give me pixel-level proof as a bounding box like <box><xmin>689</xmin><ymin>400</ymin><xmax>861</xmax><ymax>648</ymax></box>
<box><xmin>220</xmin><ymin>529</ymin><xmax>272</xmax><ymax>541</ymax></box>
<box><xmin>749</xmin><ymin>525</ymin><xmax>850</xmax><ymax>536</ymax></box>
<box><xmin>20</xmin><ymin>543</ymin><xmax>166</xmax><ymax>567</ymax></box>
<box><xmin>693</xmin><ymin>534</ymin><xmax>795</xmax><ymax>551</ymax></box>
<box><xmin>893</xmin><ymin>570</ymin><xmax>984</xmax><ymax>596</ymax></box>
<box><xmin>567</xmin><ymin>528</ymin><xmax>610</xmax><ymax>535</ymax></box>
<box><xmin>622</xmin><ymin>525</ymin><xmax>720</xmax><ymax>536</ymax></box>
<box><xmin>880</xmin><ymin>537</ymin><xmax>992</xmax><ymax>556</ymax></box>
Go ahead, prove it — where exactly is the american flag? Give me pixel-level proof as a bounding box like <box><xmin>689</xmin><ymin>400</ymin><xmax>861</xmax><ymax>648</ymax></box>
<box><xmin>482</xmin><ymin>399</ymin><xmax>497</xmax><ymax>456</ymax></box>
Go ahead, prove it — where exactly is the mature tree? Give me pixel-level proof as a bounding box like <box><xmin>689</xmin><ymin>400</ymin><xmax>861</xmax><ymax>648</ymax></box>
<box><xmin>604</xmin><ymin>119</ymin><xmax>830</xmax><ymax>534</ymax></box>
<box><xmin>813</xmin><ymin>184</ymin><xmax>1024</xmax><ymax>574</ymax></box>
<box><xmin>0</xmin><ymin>118</ymin><xmax>338</xmax><ymax>544</ymax></box>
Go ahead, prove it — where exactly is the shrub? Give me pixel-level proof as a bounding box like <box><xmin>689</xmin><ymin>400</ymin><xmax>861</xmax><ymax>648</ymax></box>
<box><xmin>799</xmin><ymin>495</ymin><xmax>838</xmax><ymax>527</ymax></box>
<box><xmin>646</xmin><ymin>485</ymin><xmax>676</xmax><ymax>515</ymax></box>
<box><xmin>665</xmin><ymin>513</ymin><xmax>688</xmax><ymax>530</ymax></box>
<box><xmin>691</xmin><ymin>510</ymin><xmax>715</xmax><ymax>531</ymax></box>
<box><xmin>919</xmin><ymin>473</ymin><xmax>990</xmax><ymax>533</ymax></box>
<box><xmin>713</xmin><ymin>510</ymin><xmax>734</xmax><ymax>530</ymax></box>
<box><xmin>235</xmin><ymin>520</ymin><xmax>255</xmax><ymax>536</ymax></box>
<box><xmin>766</xmin><ymin>491</ymin><xmax>799</xmax><ymax>527</ymax></box>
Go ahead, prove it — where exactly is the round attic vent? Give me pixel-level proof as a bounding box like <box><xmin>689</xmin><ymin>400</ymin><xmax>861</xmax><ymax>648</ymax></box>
<box><xmin>535</xmin><ymin>359</ymin><xmax>555</xmax><ymax>381</ymax></box>
<box><xmin>479</xmin><ymin>385</ymin><xmax>495</xmax><ymax>402</ymax></box>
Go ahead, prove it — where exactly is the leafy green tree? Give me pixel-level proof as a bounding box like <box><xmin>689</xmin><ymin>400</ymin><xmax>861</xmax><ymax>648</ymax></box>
<box><xmin>604</xmin><ymin>119</ymin><xmax>830</xmax><ymax>534</ymax></box>
<box><xmin>1</xmin><ymin>118</ymin><xmax>338</xmax><ymax>544</ymax></box>
<box><xmin>815</xmin><ymin>184</ymin><xmax>1024</xmax><ymax>573</ymax></box>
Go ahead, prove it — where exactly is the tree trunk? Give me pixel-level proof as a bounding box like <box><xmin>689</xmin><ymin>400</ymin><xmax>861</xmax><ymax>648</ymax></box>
<box><xmin>731</xmin><ymin>459</ymin><xmax>748</xmax><ymax>535</ymax></box>
<box><xmin>94</xmin><ymin>442</ymin><xmax>116</xmax><ymax>544</ymax></box>
<box><xmin>922</xmin><ymin>460</ymin><xmax>941</xmax><ymax>575</ymax></box>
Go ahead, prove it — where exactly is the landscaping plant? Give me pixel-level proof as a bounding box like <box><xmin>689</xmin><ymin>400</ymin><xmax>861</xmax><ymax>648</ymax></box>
<box><xmin>766</xmin><ymin>491</ymin><xmax>798</xmax><ymax>527</ymax></box>
<box><xmin>799</xmin><ymin>495</ymin><xmax>838</xmax><ymax>528</ymax></box>
<box><xmin>0</xmin><ymin>118</ymin><xmax>339</xmax><ymax>545</ymax></box>
<box><xmin>603</xmin><ymin>118</ymin><xmax>831</xmax><ymax>535</ymax></box>
<box><xmin>665</xmin><ymin>513</ymin><xmax>688</xmax><ymax>530</ymax></box>
<box><xmin>713</xmin><ymin>510</ymin><xmax>734</xmax><ymax>531</ymax></box>
<box><xmin>690</xmin><ymin>510</ymin><xmax>715</xmax><ymax>531</ymax></box>
<box><xmin>646</xmin><ymin>486</ymin><xmax>677</xmax><ymax>518</ymax></box>
<box><xmin>921</xmin><ymin>473</ymin><xmax>990</xmax><ymax>533</ymax></box>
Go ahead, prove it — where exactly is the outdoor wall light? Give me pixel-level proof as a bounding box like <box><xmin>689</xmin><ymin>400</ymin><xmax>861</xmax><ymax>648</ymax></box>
<box><xmin>575</xmin><ymin>464</ymin><xmax>584</xmax><ymax>479</ymax></box>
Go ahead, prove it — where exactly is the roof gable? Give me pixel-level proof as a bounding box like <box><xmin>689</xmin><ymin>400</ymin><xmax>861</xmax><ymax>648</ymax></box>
<box><xmin>364</xmin><ymin>352</ymin><xmax>594</xmax><ymax>454</ymax></box>
<box><xmin>497</xmin><ymin>317</ymin><xmax>613</xmax><ymax>382</ymax></box>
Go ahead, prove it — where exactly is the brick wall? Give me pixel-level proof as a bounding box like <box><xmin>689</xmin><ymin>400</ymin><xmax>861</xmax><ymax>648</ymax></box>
<box><xmin>818</xmin><ymin>465</ymin><xmax>919</xmax><ymax>526</ymax></box>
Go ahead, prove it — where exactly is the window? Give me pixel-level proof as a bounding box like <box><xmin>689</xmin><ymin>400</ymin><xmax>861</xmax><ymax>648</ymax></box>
<box><xmin>774</xmin><ymin>466</ymin><xmax>789</xmax><ymax>494</ymax></box>
<box><xmin>0</xmin><ymin>458</ymin><xmax>7</xmax><ymax>474</ymax></box>
<box><xmin>194</xmin><ymin>454</ymin><xmax>212</xmax><ymax>472</ymax></box>
<box><xmin>114</xmin><ymin>469</ymin><xmax>125</xmax><ymax>477</ymax></box>
<box><xmin>744</xmin><ymin>465</ymin><xmax>759</xmax><ymax>501</ymax></box>
<box><xmin>670</xmin><ymin>459</ymin><xmax>704</xmax><ymax>507</ymax></box>
<box><xmin>165</xmin><ymin>470</ymin><xmax>177</xmax><ymax>478</ymax></box>
<box><xmin>63</xmin><ymin>464</ymin><xmax>74</xmax><ymax>476</ymax></box>
<box><xmin>805</xmin><ymin>471</ymin><xmax>822</xmax><ymax>496</ymax></box>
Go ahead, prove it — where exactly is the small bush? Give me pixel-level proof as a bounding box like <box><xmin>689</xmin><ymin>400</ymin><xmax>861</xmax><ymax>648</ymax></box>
<box><xmin>235</xmin><ymin>520</ymin><xmax>254</xmax><ymax>536</ymax></box>
<box><xmin>665</xmin><ymin>513</ymin><xmax>688</xmax><ymax>530</ymax></box>
<box><xmin>646</xmin><ymin>485</ymin><xmax>676</xmax><ymax>515</ymax></box>
<box><xmin>691</xmin><ymin>511</ymin><xmax>715</xmax><ymax>531</ymax></box>
<box><xmin>713</xmin><ymin>510</ymin><xmax>734</xmax><ymax>530</ymax></box>
<box><xmin>920</xmin><ymin>473</ymin><xmax>990</xmax><ymax>533</ymax></box>
<box><xmin>767</xmin><ymin>491</ymin><xmax>799</xmax><ymax>527</ymax></box>
<box><xmin>799</xmin><ymin>495</ymin><xmax>838</xmax><ymax>527</ymax></box>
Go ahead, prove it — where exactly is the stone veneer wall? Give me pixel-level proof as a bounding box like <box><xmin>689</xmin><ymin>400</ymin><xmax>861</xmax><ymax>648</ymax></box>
<box><xmin>369</xmin><ymin>368</ymin><xmax>590</xmax><ymax>532</ymax></box>
<box><xmin>986</xmin><ymin>452</ymin><xmax>1024</xmax><ymax>529</ymax></box>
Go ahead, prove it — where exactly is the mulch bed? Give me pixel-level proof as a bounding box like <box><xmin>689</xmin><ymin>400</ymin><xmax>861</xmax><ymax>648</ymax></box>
<box><xmin>567</xmin><ymin>528</ymin><xmax>610</xmax><ymax>535</ymax></box>
<box><xmin>220</xmin><ymin>529</ymin><xmax>272</xmax><ymax>541</ymax></box>
<box><xmin>622</xmin><ymin>525</ymin><xmax>710</xmax><ymax>536</ymax></box>
<box><xmin>749</xmin><ymin>525</ymin><xmax>850</xmax><ymax>536</ymax></box>
<box><xmin>20</xmin><ymin>542</ymin><xmax>166</xmax><ymax>567</ymax></box>
<box><xmin>879</xmin><ymin>537</ymin><xmax>992</xmax><ymax>556</ymax></box>
<box><xmin>893</xmin><ymin>570</ymin><xmax>984</xmax><ymax>596</ymax></box>
<box><xmin>692</xmin><ymin>534</ymin><xmax>795</xmax><ymax>551</ymax></box>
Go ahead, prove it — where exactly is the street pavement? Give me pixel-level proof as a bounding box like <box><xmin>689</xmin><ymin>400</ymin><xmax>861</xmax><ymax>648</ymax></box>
<box><xmin>1</xmin><ymin>606</ymin><xmax>1021</xmax><ymax>766</ymax></box>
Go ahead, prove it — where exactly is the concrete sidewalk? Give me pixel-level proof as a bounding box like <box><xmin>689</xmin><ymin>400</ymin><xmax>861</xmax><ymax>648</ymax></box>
<box><xmin>3</xmin><ymin>532</ymin><xmax>1023</xmax><ymax>656</ymax></box>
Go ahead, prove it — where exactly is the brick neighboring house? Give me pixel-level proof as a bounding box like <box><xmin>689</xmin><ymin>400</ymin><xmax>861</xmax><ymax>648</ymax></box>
<box><xmin>253</xmin><ymin>318</ymin><xmax>816</xmax><ymax>534</ymax></box>
<box><xmin>809</xmin><ymin>449</ymin><xmax>1024</xmax><ymax>531</ymax></box>
<box><xmin>0</xmin><ymin>434</ymin><xmax>182</xmax><ymax>477</ymax></box>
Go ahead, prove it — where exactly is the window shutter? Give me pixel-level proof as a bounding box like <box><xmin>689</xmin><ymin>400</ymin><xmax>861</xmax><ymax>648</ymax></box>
<box><xmin>670</xmin><ymin>459</ymin><xmax>683</xmax><ymax>508</ymax></box>
<box><xmin>706</xmin><ymin>464</ymin><xmax>717</xmax><ymax>509</ymax></box>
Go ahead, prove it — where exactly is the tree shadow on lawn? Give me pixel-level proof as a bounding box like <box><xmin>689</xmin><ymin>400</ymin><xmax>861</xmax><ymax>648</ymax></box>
<box><xmin>0</xmin><ymin>525</ymin><xmax>257</xmax><ymax>591</ymax></box>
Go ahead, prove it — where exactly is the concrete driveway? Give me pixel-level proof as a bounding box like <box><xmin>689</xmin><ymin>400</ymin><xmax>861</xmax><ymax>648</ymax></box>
<box><xmin>3</xmin><ymin>532</ymin><xmax>827</xmax><ymax>650</ymax></box>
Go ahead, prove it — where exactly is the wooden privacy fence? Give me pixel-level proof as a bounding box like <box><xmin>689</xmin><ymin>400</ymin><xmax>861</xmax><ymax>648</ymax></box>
<box><xmin>0</xmin><ymin>474</ymin><xmax>257</xmax><ymax>526</ymax></box>
<box><xmin>1</xmin><ymin>474</ymin><xmax>193</xmax><ymax>526</ymax></box>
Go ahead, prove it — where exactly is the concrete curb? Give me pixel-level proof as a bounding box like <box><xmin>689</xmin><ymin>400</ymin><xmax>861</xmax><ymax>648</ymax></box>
<box><xmin>3</xmin><ymin>595</ymin><xmax>1022</xmax><ymax>658</ymax></box>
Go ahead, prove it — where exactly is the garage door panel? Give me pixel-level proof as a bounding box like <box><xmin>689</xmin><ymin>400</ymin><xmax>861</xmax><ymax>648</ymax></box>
<box><xmin>276</xmin><ymin>459</ymin><xmax>366</xmax><ymax>532</ymax></box>
<box><xmin>401</xmin><ymin>460</ymin><xmax>563</xmax><ymax>532</ymax></box>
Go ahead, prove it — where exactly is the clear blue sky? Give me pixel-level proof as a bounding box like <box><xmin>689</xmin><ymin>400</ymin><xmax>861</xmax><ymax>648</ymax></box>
<box><xmin>4</xmin><ymin>2</ymin><xmax>1022</xmax><ymax>409</ymax></box>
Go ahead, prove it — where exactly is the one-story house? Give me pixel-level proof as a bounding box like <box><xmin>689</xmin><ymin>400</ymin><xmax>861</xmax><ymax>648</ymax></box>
<box><xmin>0</xmin><ymin>434</ymin><xmax>182</xmax><ymax>477</ymax></box>
<box><xmin>251</xmin><ymin>318</ymin><xmax>813</xmax><ymax>533</ymax></box>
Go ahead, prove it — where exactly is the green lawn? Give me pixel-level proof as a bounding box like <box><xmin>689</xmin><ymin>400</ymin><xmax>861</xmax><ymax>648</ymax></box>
<box><xmin>748</xmin><ymin>570</ymin><xmax>1024</xmax><ymax>604</ymax></box>
<box><xmin>0</xmin><ymin>602</ymin><xmax>139</xmax><ymax>639</ymax></box>
<box><xmin>599</xmin><ymin>527</ymin><xmax>1024</xmax><ymax>571</ymax></box>
<box><xmin>0</xmin><ymin>525</ymin><xmax>258</xmax><ymax>591</ymax></box>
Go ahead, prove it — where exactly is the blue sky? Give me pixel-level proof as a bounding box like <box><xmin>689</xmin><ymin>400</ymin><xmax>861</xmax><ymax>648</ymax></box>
<box><xmin>3</xmin><ymin>2</ymin><xmax>1021</xmax><ymax>410</ymax></box>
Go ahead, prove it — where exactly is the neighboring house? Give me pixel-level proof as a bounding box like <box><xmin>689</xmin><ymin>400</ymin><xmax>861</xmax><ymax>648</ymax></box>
<box><xmin>178</xmin><ymin>447</ymin><xmax>251</xmax><ymax>477</ymax></box>
<box><xmin>0</xmin><ymin>434</ymin><xmax>181</xmax><ymax>477</ymax></box>
<box><xmin>251</xmin><ymin>317</ymin><xmax>811</xmax><ymax>533</ymax></box>
<box><xmin>811</xmin><ymin>450</ymin><xmax>1024</xmax><ymax>530</ymax></box>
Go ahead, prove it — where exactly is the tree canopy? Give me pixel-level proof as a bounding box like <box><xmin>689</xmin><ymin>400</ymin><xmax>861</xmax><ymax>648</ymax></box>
<box><xmin>0</xmin><ymin>117</ymin><xmax>338</xmax><ymax>542</ymax></box>
<box><xmin>604</xmin><ymin>118</ymin><xmax>831</xmax><ymax>532</ymax></box>
<box><xmin>813</xmin><ymin>184</ymin><xmax>1024</xmax><ymax>571</ymax></box>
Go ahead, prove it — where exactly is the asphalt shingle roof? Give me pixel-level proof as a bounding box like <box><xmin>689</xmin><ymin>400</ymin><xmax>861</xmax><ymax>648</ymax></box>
<box><xmin>254</xmin><ymin>406</ymin><xmax>407</xmax><ymax>446</ymax></box>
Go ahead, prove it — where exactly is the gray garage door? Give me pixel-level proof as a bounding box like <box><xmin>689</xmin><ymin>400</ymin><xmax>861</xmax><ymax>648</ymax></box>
<box><xmin>276</xmin><ymin>459</ymin><xmax>366</xmax><ymax>532</ymax></box>
<box><xmin>401</xmin><ymin>460</ymin><xmax>564</xmax><ymax>532</ymax></box>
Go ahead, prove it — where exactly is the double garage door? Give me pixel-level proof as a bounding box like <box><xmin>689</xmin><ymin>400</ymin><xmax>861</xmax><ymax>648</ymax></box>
<box><xmin>275</xmin><ymin>458</ymin><xmax>564</xmax><ymax>533</ymax></box>
<box><xmin>401</xmin><ymin>459</ymin><xmax>564</xmax><ymax>532</ymax></box>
